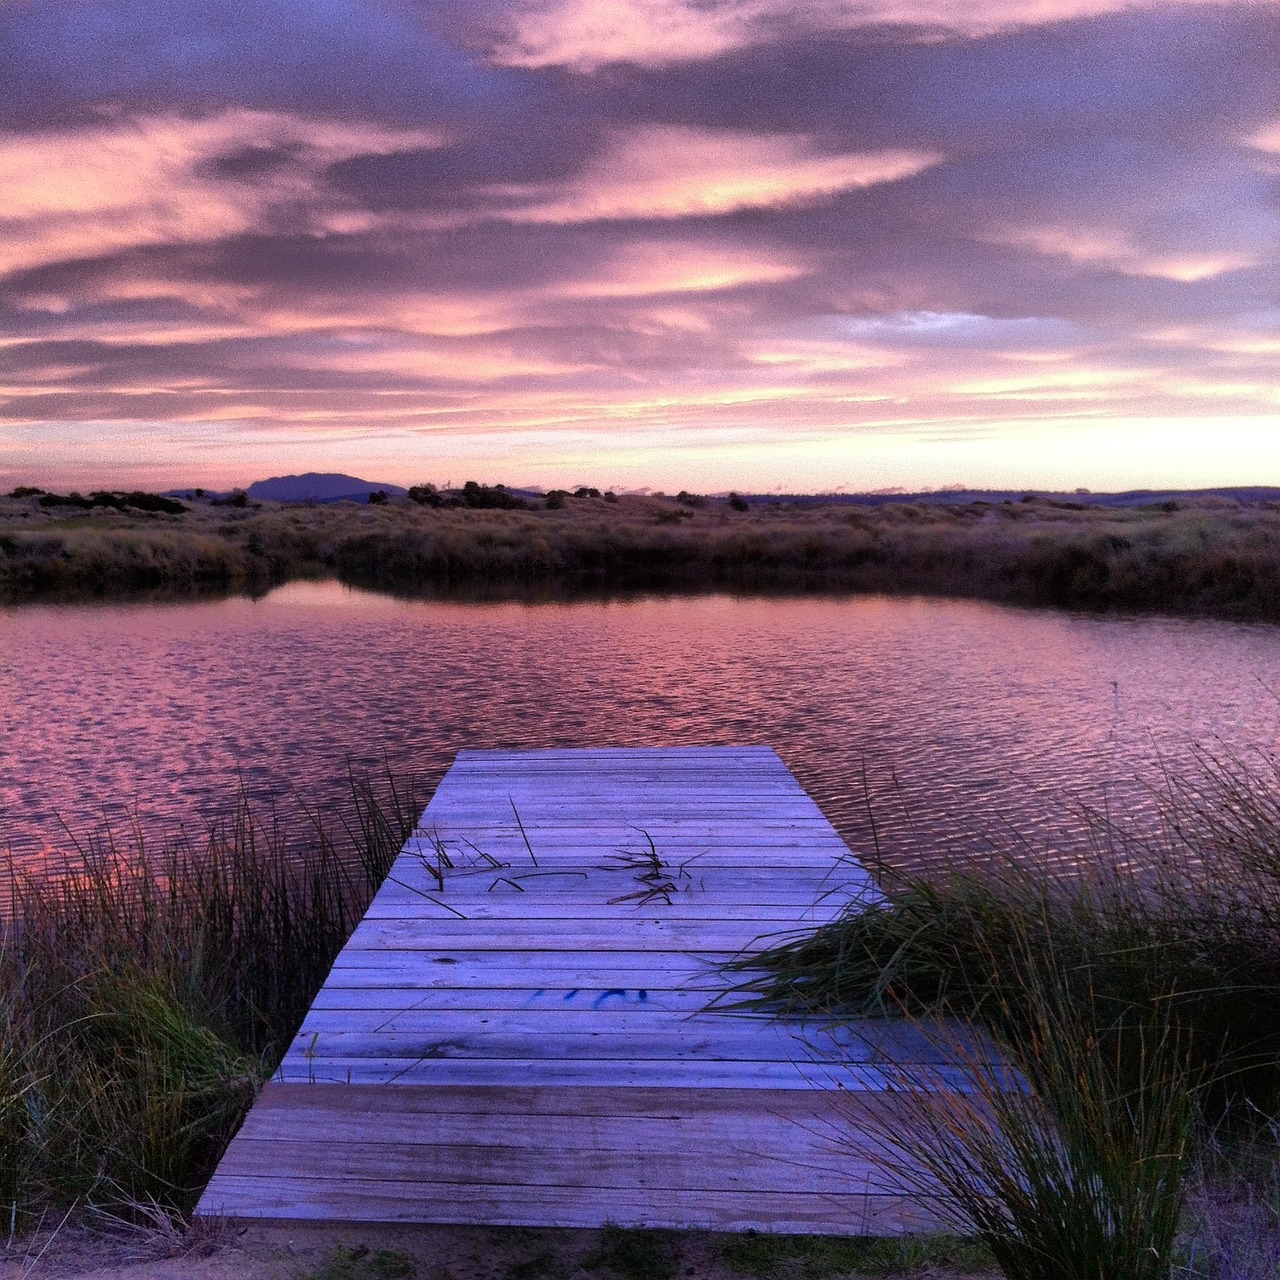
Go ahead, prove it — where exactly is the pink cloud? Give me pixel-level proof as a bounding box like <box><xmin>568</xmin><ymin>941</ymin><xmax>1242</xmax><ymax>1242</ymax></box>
<box><xmin>490</xmin><ymin>0</ymin><xmax>1228</xmax><ymax>70</ymax></box>
<box><xmin>492</xmin><ymin>126</ymin><xmax>938</xmax><ymax>223</ymax></box>
<box><xmin>0</xmin><ymin>110</ymin><xmax>443</xmax><ymax>277</ymax></box>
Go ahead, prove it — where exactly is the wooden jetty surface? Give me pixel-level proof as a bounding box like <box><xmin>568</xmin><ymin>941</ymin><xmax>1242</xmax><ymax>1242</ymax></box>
<box><xmin>197</xmin><ymin>746</ymin><xmax>952</xmax><ymax>1233</ymax></box>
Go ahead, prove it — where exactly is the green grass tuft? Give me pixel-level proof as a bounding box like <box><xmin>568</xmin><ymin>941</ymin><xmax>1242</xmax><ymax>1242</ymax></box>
<box><xmin>718</xmin><ymin>1231</ymin><xmax>995</xmax><ymax>1277</ymax></box>
<box><xmin>303</xmin><ymin>1245</ymin><xmax>417</xmax><ymax>1280</ymax></box>
<box><xmin>582</xmin><ymin>1226</ymin><xmax>680</xmax><ymax>1280</ymax></box>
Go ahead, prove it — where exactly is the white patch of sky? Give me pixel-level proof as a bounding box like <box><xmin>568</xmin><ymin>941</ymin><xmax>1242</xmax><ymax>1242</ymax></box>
<box><xmin>831</xmin><ymin>312</ymin><xmax>1080</xmax><ymax>346</ymax></box>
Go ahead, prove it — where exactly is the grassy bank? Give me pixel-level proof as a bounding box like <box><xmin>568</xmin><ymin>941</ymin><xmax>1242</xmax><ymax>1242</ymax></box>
<box><xmin>0</xmin><ymin>774</ymin><xmax>418</xmax><ymax>1220</ymax></box>
<box><xmin>5</xmin><ymin>487</ymin><xmax>1280</xmax><ymax>619</ymax></box>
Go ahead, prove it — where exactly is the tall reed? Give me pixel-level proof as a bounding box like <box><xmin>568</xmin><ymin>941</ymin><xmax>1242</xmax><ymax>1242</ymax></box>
<box><xmin>858</xmin><ymin>931</ymin><xmax>1194</xmax><ymax>1280</ymax></box>
<box><xmin>730</xmin><ymin>752</ymin><xmax>1280</xmax><ymax>1119</ymax></box>
<box><xmin>0</xmin><ymin>771</ymin><xmax>418</xmax><ymax>1218</ymax></box>
<box><xmin>726</xmin><ymin>753</ymin><xmax>1280</xmax><ymax>1275</ymax></box>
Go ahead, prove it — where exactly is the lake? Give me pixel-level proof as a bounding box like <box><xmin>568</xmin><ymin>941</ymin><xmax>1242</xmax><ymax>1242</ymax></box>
<box><xmin>3</xmin><ymin>581</ymin><xmax>1278</xmax><ymax>876</ymax></box>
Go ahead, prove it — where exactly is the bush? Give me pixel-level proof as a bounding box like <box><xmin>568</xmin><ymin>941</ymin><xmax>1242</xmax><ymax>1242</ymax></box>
<box><xmin>119</xmin><ymin>491</ymin><xmax>187</xmax><ymax>514</ymax></box>
<box><xmin>407</xmin><ymin>484</ymin><xmax>442</xmax><ymax>507</ymax></box>
<box><xmin>38</xmin><ymin>492</ymin><xmax>92</xmax><ymax>509</ymax></box>
<box><xmin>460</xmin><ymin>480</ymin><xmax>526</xmax><ymax>510</ymax></box>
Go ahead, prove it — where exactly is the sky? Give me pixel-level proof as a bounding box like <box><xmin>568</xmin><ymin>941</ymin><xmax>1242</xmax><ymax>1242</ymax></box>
<box><xmin>1</xmin><ymin>0</ymin><xmax>1278</xmax><ymax>494</ymax></box>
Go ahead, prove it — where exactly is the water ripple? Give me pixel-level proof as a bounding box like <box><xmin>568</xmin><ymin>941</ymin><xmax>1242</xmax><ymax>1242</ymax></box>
<box><xmin>2</xmin><ymin>583</ymin><xmax>1278</xmax><ymax>876</ymax></box>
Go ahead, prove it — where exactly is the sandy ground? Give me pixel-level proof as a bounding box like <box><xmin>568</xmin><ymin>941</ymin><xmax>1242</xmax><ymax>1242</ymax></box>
<box><xmin>0</xmin><ymin>1221</ymin><xmax>1000</xmax><ymax>1280</ymax></box>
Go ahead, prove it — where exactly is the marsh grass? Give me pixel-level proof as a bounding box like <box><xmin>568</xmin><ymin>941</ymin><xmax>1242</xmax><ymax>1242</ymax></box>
<box><xmin>0</xmin><ymin>772</ymin><xmax>418</xmax><ymax>1220</ymax></box>
<box><xmin>723</xmin><ymin>754</ymin><xmax>1280</xmax><ymax>1277</ymax></box>
<box><xmin>729</xmin><ymin>753</ymin><xmax>1280</xmax><ymax>1120</ymax></box>
<box><xmin>860</xmin><ymin>946</ymin><xmax>1194</xmax><ymax>1280</ymax></box>
<box><xmin>7</xmin><ymin>488</ymin><xmax>1280</xmax><ymax>620</ymax></box>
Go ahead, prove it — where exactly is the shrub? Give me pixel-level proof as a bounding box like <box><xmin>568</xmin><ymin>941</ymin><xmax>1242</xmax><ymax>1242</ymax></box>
<box><xmin>460</xmin><ymin>480</ymin><xmax>527</xmax><ymax>510</ymax></box>
<box><xmin>407</xmin><ymin>484</ymin><xmax>442</xmax><ymax>507</ymax></box>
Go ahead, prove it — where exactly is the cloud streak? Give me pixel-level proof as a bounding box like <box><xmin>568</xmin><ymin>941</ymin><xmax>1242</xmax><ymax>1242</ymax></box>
<box><xmin>487</xmin><ymin>0</ymin><xmax>1233</xmax><ymax>70</ymax></box>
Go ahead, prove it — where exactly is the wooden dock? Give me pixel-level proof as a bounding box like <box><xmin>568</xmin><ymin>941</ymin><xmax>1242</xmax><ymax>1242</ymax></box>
<box><xmin>196</xmin><ymin>746</ymin><xmax>953</xmax><ymax>1233</ymax></box>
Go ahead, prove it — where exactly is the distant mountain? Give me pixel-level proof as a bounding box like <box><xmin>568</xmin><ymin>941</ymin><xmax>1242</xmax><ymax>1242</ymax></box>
<box><xmin>245</xmin><ymin>473</ymin><xmax>407</xmax><ymax>503</ymax></box>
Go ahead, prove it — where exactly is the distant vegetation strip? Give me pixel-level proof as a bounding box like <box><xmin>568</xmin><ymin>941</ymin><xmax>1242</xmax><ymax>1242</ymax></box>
<box><xmin>4</xmin><ymin>483</ymin><xmax>1280</xmax><ymax>620</ymax></box>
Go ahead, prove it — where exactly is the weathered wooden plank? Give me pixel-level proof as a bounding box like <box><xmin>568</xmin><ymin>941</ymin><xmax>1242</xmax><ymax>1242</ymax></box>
<box><xmin>293</xmin><ymin>1008</ymin><xmax>779</xmax><ymax>1034</ymax></box>
<box><xmin>288</xmin><ymin>1011</ymin><xmax>955</xmax><ymax>1057</ymax></box>
<box><xmin>273</xmin><ymin>1058</ymin><xmax>982</xmax><ymax>1090</ymax></box>
<box><xmin>280</xmin><ymin>1025</ymin><xmax>896</xmax><ymax>1065</ymax></box>
<box><xmin>235</xmin><ymin>1082</ymin><xmax>932</xmax><ymax>1121</ymax></box>
<box><xmin>197</xmin><ymin>1175</ymin><xmax>946</xmax><ymax>1233</ymax></box>
<box><xmin>304</xmin><ymin>986</ymin><xmax>722</xmax><ymax>1012</ymax></box>
<box><xmin>360</xmin><ymin>896</ymin><xmax>859</xmax><ymax>922</ymax></box>
<box><xmin>220</xmin><ymin>1111</ymin><xmax>928</xmax><ymax>1186</ymax></box>
<box><xmin>341</xmin><ymin>918</ymin><xmax>825</xmax><ymax>952</ymax></box>
<box><xmin>231</xmin><ymin>1081</ymin><xmax>919</xmax><ymax>1132</ymax></box>
<box><xmin>320</xmin><ymin>969</ymin><xmax>734</xmax><ymax>991</ymax></box>
<box><xmin>209</xmin><ymin>1137</ymin><xmax>902</xmax><ymax>1195</ymax></box>
<box><xmin>326</xmin><ymin>949</ymin><xmax>747</xmax><ymax>974</ymax></box>
<box><xmin>377</xmin><ymin>866</ymin><xmax>871</xmax><ymax>896</ymax></box>
<box><xmin>449</xmin><ymin>747</ymin><xmax>782</xmax><ymax>764</ymax></box>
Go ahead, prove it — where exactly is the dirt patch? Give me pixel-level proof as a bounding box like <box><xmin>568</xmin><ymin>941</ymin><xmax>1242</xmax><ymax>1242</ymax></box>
<box><xmin>1</xmin><ymin>1221</ymin><xmax>998</xmax><ymax>1280</ymax></box>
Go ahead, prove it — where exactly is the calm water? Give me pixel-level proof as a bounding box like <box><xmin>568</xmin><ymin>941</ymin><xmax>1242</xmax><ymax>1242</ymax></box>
<box><xmin>3</xmin><ymin>581</ymin><xmax>1279</xmax><ymax>875</ymax></box>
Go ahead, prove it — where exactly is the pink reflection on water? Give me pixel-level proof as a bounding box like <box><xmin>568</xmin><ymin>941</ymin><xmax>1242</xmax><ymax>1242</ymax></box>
<box><xmin>2</xmin><ymin>581</ymin><xmax>1279</xmax><ymax>878</ymax></box>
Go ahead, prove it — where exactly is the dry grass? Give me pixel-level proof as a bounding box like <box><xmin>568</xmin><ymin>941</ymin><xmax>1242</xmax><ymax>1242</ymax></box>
<box><xmin>5</xmin><ymin>488</ymin><xmax>1280</xmax><ymax>619</ymax></box>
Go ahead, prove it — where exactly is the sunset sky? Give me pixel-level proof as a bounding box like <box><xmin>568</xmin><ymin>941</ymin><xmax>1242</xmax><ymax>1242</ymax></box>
<box><xmin>2</xmin><ymin>0</ymin><xmax>1277</xmax><ymax>494</ymax></box>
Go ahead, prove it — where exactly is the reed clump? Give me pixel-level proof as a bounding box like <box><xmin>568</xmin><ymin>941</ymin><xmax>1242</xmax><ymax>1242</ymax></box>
<box><xmin>869</xmin><ymin>947</ymin><xmax>1194</xmax><ymax>1280</ymax></box>
<box><xmin>727</xmin><ymin>754</ymin><xmax>1280</xmax><ymax>1277</ymax></box>
<box><xmin>0</xmin><ymin>773</ymin><xmax>417</xmax><ymax>1220</ymax></box>
<box><xmin>733</xmin><ymin>753</ymin><xmax>1280</xmax><ymax>1117</ymax></box>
